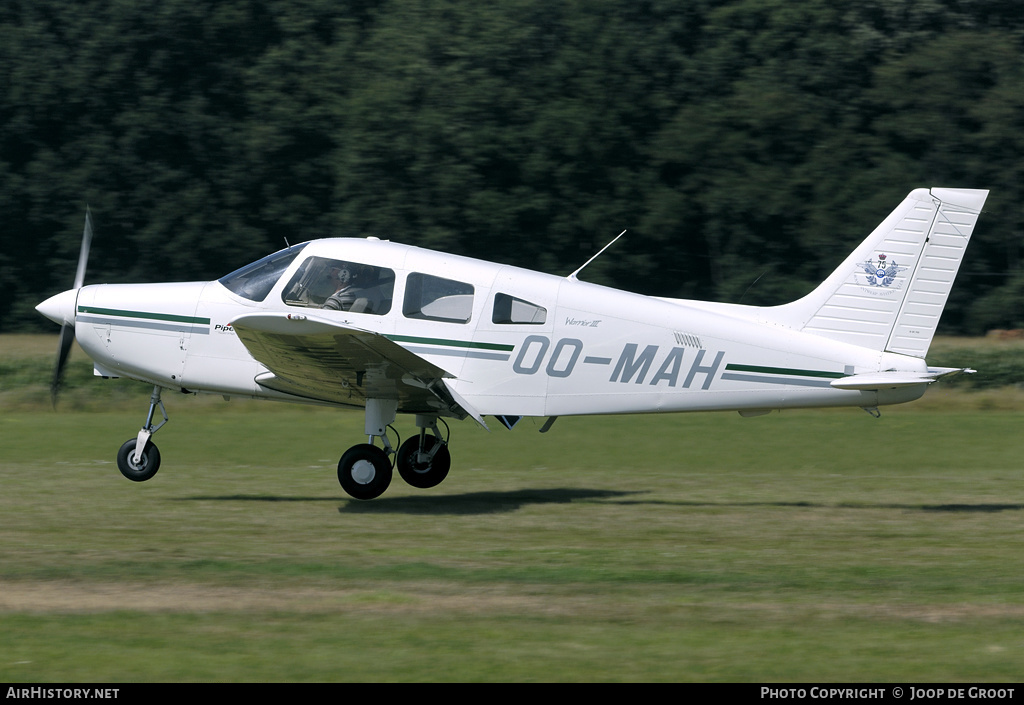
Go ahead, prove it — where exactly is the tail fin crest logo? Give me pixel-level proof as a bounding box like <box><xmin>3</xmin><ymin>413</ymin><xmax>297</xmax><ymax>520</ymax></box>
<box><xmin>860</xmin><ymin>254</ymin><xmax>907</xmax><ymax>290</ymax></box>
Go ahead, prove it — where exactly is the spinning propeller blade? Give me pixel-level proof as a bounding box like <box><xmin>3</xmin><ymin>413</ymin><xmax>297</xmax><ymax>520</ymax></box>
<box><xmin>49</xmin><ymin>208</ymin><xmax>93</xmax><ymax>407</ymax></box>
<box><xmin>73</xmin><ymin>207</ymin><xmax>93</xmax><ymax>290</ymax></box>
<box><xmin>51</xmin><ymin>322</ymin><xmax>75</xmax><ymax>407</ymax></box>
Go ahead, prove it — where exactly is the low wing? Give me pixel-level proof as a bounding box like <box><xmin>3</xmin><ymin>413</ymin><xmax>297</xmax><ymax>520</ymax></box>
<box><xmin>231</xmin><ymin>313</ymin><xmax>483</xmax><ymax>422</ymax></box>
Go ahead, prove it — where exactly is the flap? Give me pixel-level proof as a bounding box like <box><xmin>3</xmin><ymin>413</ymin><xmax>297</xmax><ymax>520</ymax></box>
<box><xmin>231</xmin><ymin>313</ymin><xmax>475</xmax><ymax>419</ymax></box>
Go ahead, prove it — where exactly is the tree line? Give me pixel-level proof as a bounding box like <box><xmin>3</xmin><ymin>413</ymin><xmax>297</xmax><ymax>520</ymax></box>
<box><xmin>3</xmin><ymin>0</ymin><xmax>1024</xmax><ymax>334</ymax></box>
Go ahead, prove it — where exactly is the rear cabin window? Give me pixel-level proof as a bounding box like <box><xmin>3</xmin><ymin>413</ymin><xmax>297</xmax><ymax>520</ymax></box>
<box><xmin>282</xmin><ymin>256</ymin><xmax>394</xmax><ymax>315</ymax></box>
<box><xmin>403</xmin><ymin>273</ymin><xmax>474</xmax><ymax>323</ymax></box>
<box><xmin>492</xmin><ymin>293</ymin><xmax>547</xmax><ymax>325</ymax></box>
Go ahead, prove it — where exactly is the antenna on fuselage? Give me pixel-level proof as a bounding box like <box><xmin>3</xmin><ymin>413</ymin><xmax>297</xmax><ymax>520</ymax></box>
<box><xmin>567</xmin><ymin>229</ymin><xmax>627</xmax><ymax>280</ymax></box>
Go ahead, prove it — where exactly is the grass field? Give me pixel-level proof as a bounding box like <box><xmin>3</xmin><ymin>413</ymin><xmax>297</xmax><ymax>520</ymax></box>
<box><xmin>2</xmin><ymin>336</ymin><xmax>1023</xmax><ymax>681</ymax></box>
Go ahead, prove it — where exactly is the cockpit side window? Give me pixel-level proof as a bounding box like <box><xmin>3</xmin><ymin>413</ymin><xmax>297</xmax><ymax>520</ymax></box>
<box><xmin>282</xmin><ymin>256</ymin><xmax>394</xmax><ymax>315</ymax></box>
<box><xmin>403</xmin><ymin>273</ymin><xmax>474</xmax><ymax>323</ymax></box>
<box><xmin>492</xmin><ymin>293</ymin><xmax>547</xmax><ymax>324</ymax></box>
<box><xmin>218</xmin><ymin>244</ymin><xmax>308</xmax><ymax>302</ymax></box>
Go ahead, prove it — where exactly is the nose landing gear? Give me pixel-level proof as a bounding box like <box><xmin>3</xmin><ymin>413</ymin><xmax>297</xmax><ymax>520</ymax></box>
<box><xmin>116</xmin><ymin>385</ymin><xmax>167</xmax><ymax>482</ymax></box>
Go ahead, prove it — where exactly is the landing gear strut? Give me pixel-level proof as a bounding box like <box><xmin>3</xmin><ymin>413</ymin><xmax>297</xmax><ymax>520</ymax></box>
<box><xmin>396</xmin><ymin>415</ymin><xmax>450</xmax><ymax>489</ymax></box>
<box><xmin>337</xmin><ymin>403</ymin><xmax>453</xmax><ymax>500</ymax></box>
<box><xmin>116</xmin><ymin>385</ymin><xmax>167</xmax><ymax>482</ymax></box>
<box><xmin>337</xmin><ymin>399</ymin><xmax>397</xmax><ymax>500</ymax></box>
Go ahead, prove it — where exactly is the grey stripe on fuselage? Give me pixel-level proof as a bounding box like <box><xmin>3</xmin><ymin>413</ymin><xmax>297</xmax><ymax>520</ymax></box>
<box><xmin>77</xmin><ymin>314</ymin><xmax>210</xmax><ymax>335</ymax></box>
<box><xmin>401</xmin><ymin>344</ymin><xmax>510</xmax><ymax>361</ymax></box>
<box><xmin>720</xmin><ymin>372</ymin><xmax>834</xmax><ymax>388</ymax></box>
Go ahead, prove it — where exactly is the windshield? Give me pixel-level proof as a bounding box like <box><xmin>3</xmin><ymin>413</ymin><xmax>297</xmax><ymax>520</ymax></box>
<box><xmin>218</xmin><ymin>243</ymin><xmax>308</xmax><ymax>301</ymax></box>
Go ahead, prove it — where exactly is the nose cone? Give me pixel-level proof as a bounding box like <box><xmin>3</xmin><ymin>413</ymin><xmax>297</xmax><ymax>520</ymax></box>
<box><xmin>36</xmin><ymin>288</ymin><xmax>79</xmax><ymax>326</ymax></box>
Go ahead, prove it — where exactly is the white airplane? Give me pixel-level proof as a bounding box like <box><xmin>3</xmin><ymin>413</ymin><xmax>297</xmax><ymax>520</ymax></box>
<box><xmin>37</xmin><ymin>187</ymin><xmax>988</xmax><ymax>499</ymax></box>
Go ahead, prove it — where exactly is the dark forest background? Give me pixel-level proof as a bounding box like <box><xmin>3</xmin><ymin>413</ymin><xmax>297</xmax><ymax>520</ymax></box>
<box><xmin>4</xmin><ymin>0</ymin><xmax>1024</xmax><ymax>334</ymax></box>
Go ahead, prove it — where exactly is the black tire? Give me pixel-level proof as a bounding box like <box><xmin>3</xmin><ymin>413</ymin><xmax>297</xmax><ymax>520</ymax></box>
<box><xmin>338</xmin><ymin>444</ymin><xmax>393</xmax><ymax>500</ymax></box>
<box><xmin>116</xmin><ymin>438</ymin><xmax>161</xmax><ymax>482</ymax></box>
<box><xmin>396</xmin><ymin>435</ymin><xmax>451</xmax><ymax>489</ymax></box>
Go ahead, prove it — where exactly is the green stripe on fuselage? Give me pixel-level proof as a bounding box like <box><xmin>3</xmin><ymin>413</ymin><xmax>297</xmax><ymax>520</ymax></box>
<box><xmin>725</xmin><ymin>363</ymin><xmax>845</xmax><ymax>379</ymax></box>
<box><xmin>385</xmin><ymin>334</ymin><xmax>514</xmax><ymax>352</ymax></box>
<box><xmin>77</xmin><ymin>305</ymin><xmax>210</xmax><ymax>325</ymax></box>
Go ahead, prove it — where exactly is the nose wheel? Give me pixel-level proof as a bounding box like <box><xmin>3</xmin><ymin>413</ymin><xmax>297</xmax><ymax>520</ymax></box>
<box><xmin>116</xmin><ymin>438</ymin><xmax>161</xmax><ymax>481</ymax></box>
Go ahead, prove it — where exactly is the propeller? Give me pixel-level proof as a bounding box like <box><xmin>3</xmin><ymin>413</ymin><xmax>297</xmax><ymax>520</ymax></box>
<box><xmin>49</xmin><ymin>208</ymin><xmax>93</xmax><ymax>407</ymax></box>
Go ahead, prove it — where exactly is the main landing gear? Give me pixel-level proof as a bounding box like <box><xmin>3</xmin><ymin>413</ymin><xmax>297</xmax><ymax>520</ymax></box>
<box><xmin>112</xmin><ymin>390</ymin><xmax>450</xmax><ymax>500</ymax></box>
<box><xmin>336</xmin><ymin>401</ymin><xmax>452</xmax><ymax>500</ymax></box>
<box><xmin>116</xmin><ymin>385</ymin><xmax>167</xmax><ymax>482</ymax></box>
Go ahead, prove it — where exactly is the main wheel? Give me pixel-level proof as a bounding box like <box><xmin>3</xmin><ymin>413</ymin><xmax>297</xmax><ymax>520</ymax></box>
<box><xmin>116</xmin><ymin>438</ymin><xmax>161</xmax><ymax>482</ymax></box>
<box><xmin>338</xmin><ymin>444</ymin><xmax>393</xmax><ymax>500</ymax></box>
<box><xmin>396</xmin><ymin>435</ymin><xmax>451</xmax><ymax>489</ymax></box>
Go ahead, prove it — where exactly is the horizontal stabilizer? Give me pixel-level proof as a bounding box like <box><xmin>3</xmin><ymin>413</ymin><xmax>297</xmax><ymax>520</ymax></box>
<box><xmin>830</xmin><ymin>367</ymin><xmax>975</xmax><ymax>391</ymax></box>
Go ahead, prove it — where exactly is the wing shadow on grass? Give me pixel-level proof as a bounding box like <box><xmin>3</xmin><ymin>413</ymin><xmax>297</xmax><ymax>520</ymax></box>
<box><xmin>175</xmin><ymin>488</ymin><xmax>637</xmax><ymax>515</ymax></box>
<box><xmin>175</xmin><ymin>492</ymin><xmax>1024</xmax><ymax>516</ymax></box>
<box><xmin>609</xmin><ymin>499</ymin><xmax>1024</xmax><ymax>513</ymax></box>
<box><xmin>884</xmin><ymin>503</ymin><xmax>1024</xmax><ymax>513</ymax></box>
<box><xmin>339</xmin><ymin>488</ymin><xmax>636</xmax><ymax>515</ymax></box>
<box><xmin>342</xmin><ymin>495</ymin><xmax>1024</xmax><ymax>515</ymax></box>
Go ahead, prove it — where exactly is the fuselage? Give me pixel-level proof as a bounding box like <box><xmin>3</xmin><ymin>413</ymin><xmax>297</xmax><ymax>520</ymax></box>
<box><xmin>66</xmin><ymin>237</ymin><xmax>928</xmax><ymax>417</ymax></box>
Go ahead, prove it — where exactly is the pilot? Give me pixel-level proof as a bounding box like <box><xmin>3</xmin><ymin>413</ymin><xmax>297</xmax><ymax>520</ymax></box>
<box><xmin>322</xmin><ymin>263</ymin><xmax>361</xmax><ymax>311</ymax></box>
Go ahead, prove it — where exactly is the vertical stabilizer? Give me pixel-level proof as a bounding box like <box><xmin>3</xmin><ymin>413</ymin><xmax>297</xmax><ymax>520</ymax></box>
<box><xmin>768</xmin><ymin>188</ymin><xmax>988</xmax><ymax>357</ymax></box>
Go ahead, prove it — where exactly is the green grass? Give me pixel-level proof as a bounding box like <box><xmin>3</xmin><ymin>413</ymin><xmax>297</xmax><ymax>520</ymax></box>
<box><xmin>2</xmin><ymin>406</ymin><xmax>1023</xmax><ymax>681</ymax></box>
<box><xmin>2</xmin><ymin>335</ymin><xmax>1024</xmax><ymax>681</ymax></box>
